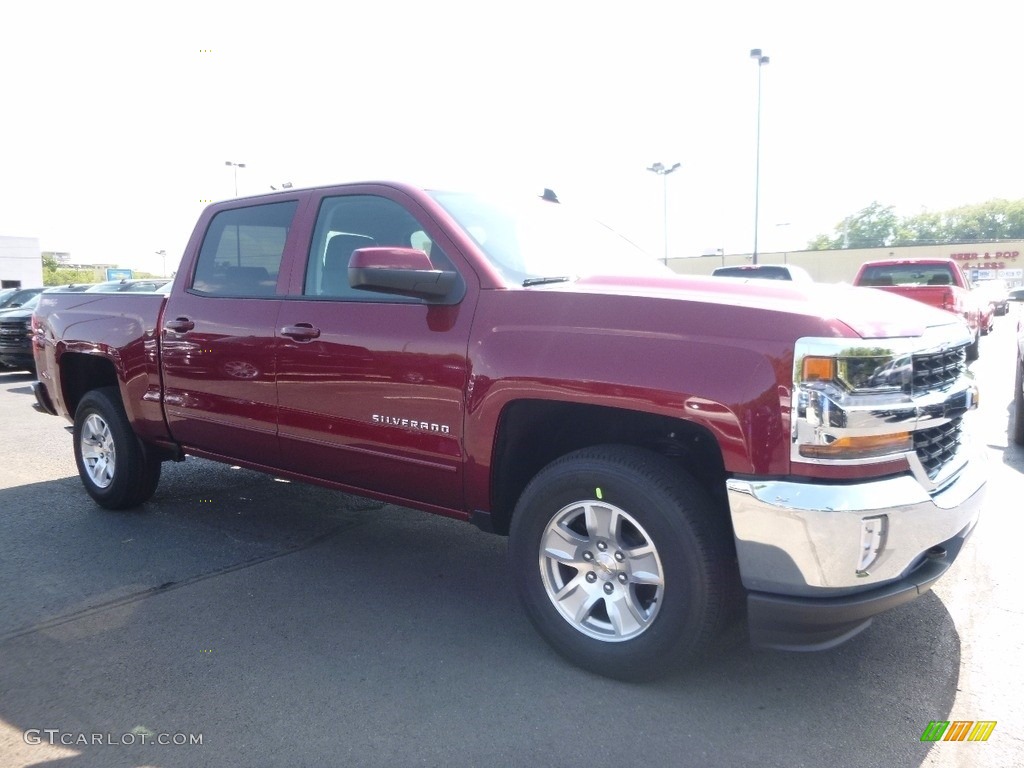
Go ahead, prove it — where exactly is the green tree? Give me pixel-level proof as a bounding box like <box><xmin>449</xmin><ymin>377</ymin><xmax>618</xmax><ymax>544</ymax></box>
<box><xmin>41</xmin><ymin>253</ymin><xmax>100</xmax><ymax>285</ymax></box>
<box><xmin>893</xmin><ymin>210</ymin><xmax>945</xmax><ymax>246</ymax></box>
<box><xmin>941</xmin><ymin>199</ymin><xmax>1024</xmax><ymax>241</ymax></box>
<box><xmin>809</xmin><ymin>198</ymin><xmax>1024</xmax><ymax>249</ymax></box>
<box><xmin>44</xmin><ymin>268</ymin><xmax>101</xmax><ymax>286</ymax></box>
<box><xmin>808</xmin><ymin>202</ymin><xmax>899</xmax><ymax>250</ymax></box>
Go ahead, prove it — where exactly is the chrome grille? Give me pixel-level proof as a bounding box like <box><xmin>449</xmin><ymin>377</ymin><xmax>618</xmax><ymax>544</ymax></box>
<box><xmin>912</xmin><ymin>346</ymin><xmax>966</xmax><ymax>393</ymax></box>
<box><xmin>0</xmin><ymin>321</ymin><xmax>28</xmax><ymax>340</ymax></box>
<box><xmin>914</xmin><ymin>418</ymin><xmax>963</xmax><ymax>478</ymax></box>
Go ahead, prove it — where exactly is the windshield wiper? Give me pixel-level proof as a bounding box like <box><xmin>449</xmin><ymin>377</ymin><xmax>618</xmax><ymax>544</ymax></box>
<box><xmin>522</xmin><ymin>276</ymin><xmax>572</xmax><ymax>287</ymax></box>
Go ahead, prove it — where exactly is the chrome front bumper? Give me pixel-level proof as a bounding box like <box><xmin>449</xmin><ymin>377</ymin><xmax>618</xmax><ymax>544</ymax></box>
<box><xmin>727</xmin><ymin>442</ymin><xmax>986</xmax><ymax>598</ymax></box>
<box><xmin>727</xmin><ymin>444</ymin><xmax>984</xmax><ymax>650</ymax></box>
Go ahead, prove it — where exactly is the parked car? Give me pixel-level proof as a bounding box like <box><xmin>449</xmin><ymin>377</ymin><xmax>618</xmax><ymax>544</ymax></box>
<box><xmin>0</xmin><ymin>286</ymin><xmax>97</xmax><ymax>371</ymax></box>
<box><xmin>975</xmin><ymin>279</ymin><xmax>1010</xmax><ymax>318</ymax></box>
<box><xmin>46</xmin><ymin>283</ymin><xmax>98</xmax><ymax>292</ymax></box>
<box><xmin>853</xmin><ymin>258</ymin><xmax>982</xmax><ymax>360</ymax></box>
<box><xmin>711</xmin><ymin>264</ymin><xmax>813</xmax><ymax>281</ymax></box>
<box><xmin>0</xmin><ymin>287</ymin><xmax>43</xmax><ymax>310</ymax></box>
<box><xmin>0</xmin><ymin>292</ymin><xmax>41</xmax><ymax>372</ymax></box>
<box><xmin>84</xmin><ymin>279</ymin><xmax>171</xmax><ymax>292</ymax></box>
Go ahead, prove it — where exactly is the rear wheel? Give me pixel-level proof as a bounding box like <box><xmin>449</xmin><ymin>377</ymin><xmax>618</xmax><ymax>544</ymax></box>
<box><xmin>508</xmin><ymin>445</ymin><xmax>735</xmax><ymax>681</ymax></box>
<box><xmin>73</xmin><ymin>386</ymin><xmax>162</xmax><ymax>510</ymax></box>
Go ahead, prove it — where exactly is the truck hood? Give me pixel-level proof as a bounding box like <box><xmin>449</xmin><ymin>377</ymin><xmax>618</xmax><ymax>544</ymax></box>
<box><xmin>559</xmin><ymin>274</ymin><xmax>968</xmax><ymax>340</ymax></box>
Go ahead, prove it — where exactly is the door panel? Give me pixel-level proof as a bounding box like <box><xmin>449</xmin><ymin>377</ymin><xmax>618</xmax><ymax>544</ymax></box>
<box><xmin>161</xmin><ymin>295</ymin><xmax>282</xmax><ymax>464</ymax></box>
<box><xmin>275</xmin><ymin>191</ymin><xmax>473</xmax><ymax>509</ymax></box>
<box><xmin>160</xmin><ymin>199</ymin><xmax>300</xmax><ymax>464</ymax></box>
<box><xmin>276</xmin><ymin>301</ymin><xmax>470</xmax><ymax>508</ymax></box>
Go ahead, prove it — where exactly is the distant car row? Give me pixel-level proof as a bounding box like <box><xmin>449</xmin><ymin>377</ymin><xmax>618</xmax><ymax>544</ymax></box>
<box><xmin>710</xmin><ymin>260</ymin><xmax>1016</xmax><ymax>337</ymax></box>
<box><xmin>0</xmin><ymin>280</ymin><xmax>170</xmax><ymax>372</ymax></box>
<box><xmin>710</xmin><ymin>262</ymin><xmax>1021</xmax><ymax>437</ymax></box>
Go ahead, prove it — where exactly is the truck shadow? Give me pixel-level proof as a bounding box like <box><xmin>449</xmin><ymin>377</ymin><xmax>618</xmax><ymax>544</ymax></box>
<box><xmin>0</xmin><ymin>460</ymin><xmax>960</xmax><ymax>768</ymax></box>
<box><xmin>1</xmin><ymin>368</ymin><xmax>35</xmax><ymax>395</ymax></box>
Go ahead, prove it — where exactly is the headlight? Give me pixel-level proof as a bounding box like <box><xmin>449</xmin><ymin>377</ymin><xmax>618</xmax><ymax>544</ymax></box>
<box><xmin>792</xmin><ymin>330</ymin><xmax>975</xmax><ymax>471</ymax></box>
<box><xmin>801</xmin><ymin>353</ymin><xmax>911</xmax><ymax>393</ymax></box>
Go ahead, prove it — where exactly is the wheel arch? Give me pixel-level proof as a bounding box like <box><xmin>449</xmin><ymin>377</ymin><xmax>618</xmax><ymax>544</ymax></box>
<box><xmin>487</xmin><ymin>399</ymin><xmax>730</xmax><ymax>536</ymax></box>
<box><xmin>59</xmin><ymin>352</ymin><xmax>120</xmax><ymax>417</ymax></box>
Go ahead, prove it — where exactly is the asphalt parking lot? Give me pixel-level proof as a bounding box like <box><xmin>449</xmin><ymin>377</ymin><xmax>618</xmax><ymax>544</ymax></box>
<box><xmin>1</xmin><ymin>311</ymin><xmax>1021</xmax><ymax>768</ymax></box>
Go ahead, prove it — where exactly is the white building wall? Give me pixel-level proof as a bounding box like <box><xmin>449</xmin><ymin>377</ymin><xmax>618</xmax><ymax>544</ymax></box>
<box><xmin>0</xmin><ymin>236</ymin><xmax>43</xmax><ymax>288</ymax></box>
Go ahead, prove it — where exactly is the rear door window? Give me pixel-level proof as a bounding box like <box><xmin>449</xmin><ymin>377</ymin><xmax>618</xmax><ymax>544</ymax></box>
<box><xmin>191</xmin><ymin>201</ymin><xmax>298</xmax><ymax>296</ymax></box>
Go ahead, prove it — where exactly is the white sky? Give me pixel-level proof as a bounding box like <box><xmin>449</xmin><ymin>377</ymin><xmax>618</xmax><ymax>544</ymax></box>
<box><xmin>2</xmin><ymin>0</ymin><xmax>1022</xmax><ymax>276</ymax></box>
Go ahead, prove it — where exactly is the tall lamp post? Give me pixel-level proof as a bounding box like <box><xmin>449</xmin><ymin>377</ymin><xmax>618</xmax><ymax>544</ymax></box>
<box><xmin>647</xmin><ymin>161</ymin><xmax>681</xmax><ymax>266</ymax></box>
<box><xmin>155</xmin><ymin>250</ymin><xmax>167</xmax><ymax>277</ymax></box>
<box><xmin>750</xmin><ymin>48</ymin><xmax>769</xmax><ymax>264</ymax></box>
<box><xmin>225</xmin><ymin>160</ymin><xmax>246</xmax><ymax>196</ymax></box>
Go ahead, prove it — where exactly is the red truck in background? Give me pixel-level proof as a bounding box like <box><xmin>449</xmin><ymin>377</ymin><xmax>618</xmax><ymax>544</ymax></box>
<box><xmin>853</xmin><ymin>258</ymin><xmax>987</xmax><ymax>360</ymax></box>
<box><xmin>30</xmin><ymin>182</ymin><xmax>987</xmax><ymax>680</ymax></box>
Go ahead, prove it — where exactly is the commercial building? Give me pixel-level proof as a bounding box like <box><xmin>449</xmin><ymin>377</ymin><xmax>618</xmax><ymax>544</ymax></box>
<box><xmin>0</xmin><ymin>236</ymin><xmax>43</xmax><ymax>289</ymax></box>
<box><xmin>669</xmin><ymin>240</ymin><xmax>1024</xmax><ymax>287</ymax></box>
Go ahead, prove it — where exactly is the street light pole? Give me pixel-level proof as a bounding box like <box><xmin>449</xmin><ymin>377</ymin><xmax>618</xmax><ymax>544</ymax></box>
<box><xmin>647</xmin><ymin>161</ymin><xmax>681</xmax><ymax>266</ymax></box>
<box><xmin>750</xmin><ymin>48</ymin><xmax>769</xmax><ymax>265</ymax></box>
<box><xmin>155</xmin><ymin>250</ymin><xmax>167</xmax><ymax>277</ymax></box>
<box><xmin>225</xmin><ymin>161</ymin><xmax>246</xmax><ymax>196</ymax></box>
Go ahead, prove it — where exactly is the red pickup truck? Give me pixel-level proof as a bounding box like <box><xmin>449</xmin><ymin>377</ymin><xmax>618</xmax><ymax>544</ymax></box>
<box><xmin>30</xmin><ymin>182</ymin><xmax>986</xmax><ymax>680</ymax></box>
<box><xmin>853</xmin><ymin>258</ymin><xmax>985</xmax><ymax>359</ymax></box>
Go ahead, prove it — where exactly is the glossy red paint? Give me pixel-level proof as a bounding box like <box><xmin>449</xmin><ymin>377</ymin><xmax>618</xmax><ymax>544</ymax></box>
<box><xmin>349</xmin><ymin>247</ymin><xmax>433</xmax><ymax>270</ymax></box>
<box><xmin>34</xmin><ymin>291</ymin><xmax>170</xmax><ymax>445</ymax></box>
<box><xmin>33</xmin><ymin>181</ymin><xmax>954</xmax><ymax>521</ymax></box>
<box><xmin>160</xmin><ymin>293</ymin><xmax>282</xmax><ymax>465</ymax></box>
<box><xmin>274</xmin><ymin>299</ymin><xmax>471</xmax><ymax>510</ymax></box>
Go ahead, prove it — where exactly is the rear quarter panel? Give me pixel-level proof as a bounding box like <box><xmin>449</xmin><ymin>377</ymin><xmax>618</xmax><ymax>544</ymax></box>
<box><xmin>34</xmin><ymin>292</ymin><xmax>170</xmax><ymax>442</ymax></box>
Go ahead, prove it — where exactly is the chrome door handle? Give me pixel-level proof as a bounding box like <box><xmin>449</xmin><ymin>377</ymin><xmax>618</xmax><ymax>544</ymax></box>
<box><xmin>281</xmin><ymin>323</ymin><xmax>321</xmax><ymax>341</ymax></box>
<box><xmin>164</xmin><ymin>317</ymin><xmax>195</xmax><ymax>333</ymax></box>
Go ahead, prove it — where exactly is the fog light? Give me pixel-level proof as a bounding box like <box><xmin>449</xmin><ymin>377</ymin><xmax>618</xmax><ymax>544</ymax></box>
<box><xmin>857</xmin><ymin>515</ymin><xmax>888</xmax><ymax>575</ymax></box>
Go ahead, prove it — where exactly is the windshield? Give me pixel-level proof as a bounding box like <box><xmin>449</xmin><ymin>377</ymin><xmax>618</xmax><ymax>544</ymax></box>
<box><xmin>17</xmin><ymin>293</ymin><xmax>41</xmax><ymax>310</ymax></box>
<box><xmin>859</xmin><ymin>264</ymin><xmax>955</xmax><ymax>287</ymax></box>
<box><xmin>429</xmin><ymin>191</ymin><xmax>669</xmax><ymax>285</ymax></box>
<box><xmin>714</xmin><ymin>266</ymin><xmax>792</xmax><ymax>280</ymax></box>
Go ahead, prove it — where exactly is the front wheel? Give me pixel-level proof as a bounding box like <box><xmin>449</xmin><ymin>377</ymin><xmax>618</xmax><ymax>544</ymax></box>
<box><xmin>508</xmin><ymin>445</ymin><xmax>735</xmax><ymax>681</ymax></box>
<box><xmin>73</xmin><ymin>386</ymin><xmax>162</xmax><ymax>510</ymax></box>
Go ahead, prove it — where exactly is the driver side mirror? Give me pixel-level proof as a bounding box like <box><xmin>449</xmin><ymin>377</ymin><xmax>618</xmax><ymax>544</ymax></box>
<box><xmin>349</xmin><ymin>247</ymin><xmax>464</xmax><ymax>304</ymax></box>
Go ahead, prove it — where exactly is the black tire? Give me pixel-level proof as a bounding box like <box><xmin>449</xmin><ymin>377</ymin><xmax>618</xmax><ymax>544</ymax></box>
<box><xmin>508</xmin><ymin>445</ymin><xmax>735</xmax><ymax>681</ymax></box>
<box><xmin>1013</xmin><ymin>351</ymin><xmax>1024</xmax><ymax>447</ymax></box>
<box><xmin>73</xmin><ymin>386</ymin><xmax>162</xmax><ymax>510</ymax></box>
